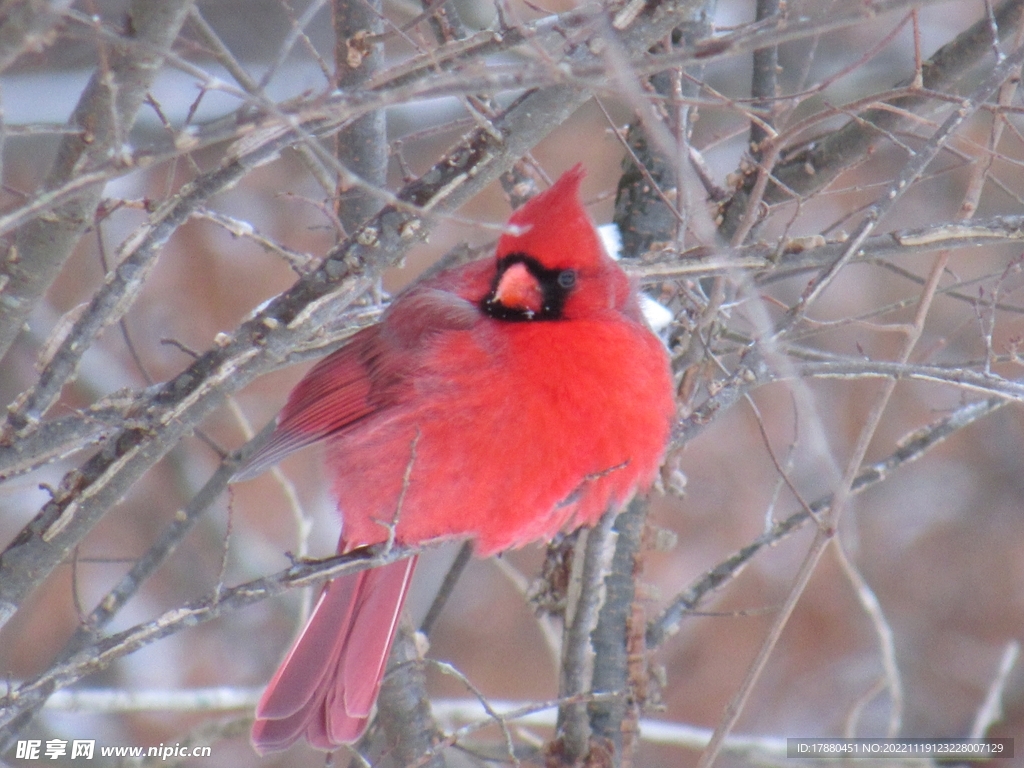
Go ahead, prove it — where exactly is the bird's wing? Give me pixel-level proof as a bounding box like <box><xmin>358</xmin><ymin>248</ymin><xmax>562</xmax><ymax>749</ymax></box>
<box><xmin>234</xmin><ymin>287</ymin><xmax>479</xmax><ymax>481</ymax></box>
<box><xmin>232</xmin><ymin>325</ymin><xmax>381</xmax><ymax>481</ymax></box>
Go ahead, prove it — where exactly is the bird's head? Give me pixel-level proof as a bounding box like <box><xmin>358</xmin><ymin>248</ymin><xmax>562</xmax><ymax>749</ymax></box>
<box><xmin>483</xmin><ymin>165</ymin><xmax>635</xmax><ymax>323</ymax></box>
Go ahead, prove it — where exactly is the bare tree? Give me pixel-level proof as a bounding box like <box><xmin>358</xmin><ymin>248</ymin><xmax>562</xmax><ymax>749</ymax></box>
<box><xmin>1</xmin><ymin>0</ymin><xmax>1023</xmax><ymax>766</ymax></box>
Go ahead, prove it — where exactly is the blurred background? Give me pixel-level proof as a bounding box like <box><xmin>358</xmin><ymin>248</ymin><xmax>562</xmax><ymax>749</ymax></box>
<box><xmin>1</xmin><ymin>0</ymin><xmax>1023</xmax><ymax>765</ymax></box>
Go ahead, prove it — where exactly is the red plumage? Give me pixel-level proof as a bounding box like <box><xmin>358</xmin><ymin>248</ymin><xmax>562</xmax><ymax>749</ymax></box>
<box><xmin>242</xmin><ymin>166</ymin><xmax>675</xmax><ymax>753</ymax></box>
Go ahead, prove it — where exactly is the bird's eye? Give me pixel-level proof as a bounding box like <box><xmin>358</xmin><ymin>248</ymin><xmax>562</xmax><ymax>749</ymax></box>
<box><xmin>557</xmin><ymin>269</ymin><xmax>577</xmax><ymax>289</ymax></box>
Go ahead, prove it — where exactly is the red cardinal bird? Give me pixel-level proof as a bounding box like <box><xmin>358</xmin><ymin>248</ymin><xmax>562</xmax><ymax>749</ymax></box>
<box><xmin>241</xmin><ymin>166</ymin><xmax>675</xmax><ymax>752</ymax></box>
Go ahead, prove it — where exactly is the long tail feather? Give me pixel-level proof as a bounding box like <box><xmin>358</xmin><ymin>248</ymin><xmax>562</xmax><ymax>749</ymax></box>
<box><xmin>252</xmin><ymin>556</ymin><xmax>418</xmax><ymax>753</ymax></box>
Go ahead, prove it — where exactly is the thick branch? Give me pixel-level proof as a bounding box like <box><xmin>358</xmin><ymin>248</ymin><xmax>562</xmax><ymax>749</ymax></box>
<box><xmin>333</xmin><ymin>0</ymin><xmax>388</xmax><ymax>233</ymax></box>
<box><xmin>588</xmin><ymin>497</ymin><xmax>649</xmax><ymax>762</ymax></box>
